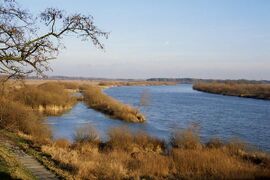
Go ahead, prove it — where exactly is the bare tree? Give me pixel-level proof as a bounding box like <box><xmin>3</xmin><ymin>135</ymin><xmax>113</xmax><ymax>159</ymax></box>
<box><xmin>0</xmin><ymin>0</ymin><xmax>108</xmax><ymax>80</ymax></box>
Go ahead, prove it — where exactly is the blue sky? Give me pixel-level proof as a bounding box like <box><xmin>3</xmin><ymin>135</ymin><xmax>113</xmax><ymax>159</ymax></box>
<box><xmin>20</xmin><ymin>0</ymin><xmax>270</xmax><ymax>79</ymax></box>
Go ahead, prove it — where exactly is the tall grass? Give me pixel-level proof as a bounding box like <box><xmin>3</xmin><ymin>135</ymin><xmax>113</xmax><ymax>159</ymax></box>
<box><xmin>193</xmin><ymin>82</ymin><xmax>270</xmax><ymax>100</ymax></box>
<box><xmin>12</xmin><ymin>82</ymin><xmax>76</xmax><ymax>115</ymax></box>
<box><xmin>74</xmin><ymin>125</ymin><xmax>99</xmax><ymax>144</ymax></box>
<box><xmin>0</xmin><ymin>97</ymin><xmax>51</xmax><ymax>143</ymax></box>
<box><xmin>81</xmin><ymin>85</ymin><xmax>145</xmax><ymax>122</ymax></box>
<box><xmin>0</xmin><ymin>81</ymin><xmax>78</xmax><ymax>143</ymax></box>
<box><xmin>39</xmin><ymin>125</ymin><xmax>270</xmax><ymax>179</ymax></box>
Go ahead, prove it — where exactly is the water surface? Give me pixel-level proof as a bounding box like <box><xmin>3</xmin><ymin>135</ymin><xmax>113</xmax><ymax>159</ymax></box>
<box><xmin>47</xmin><ymin>84</ymin><xmax>270</xmax><ymax>151</ymax></box>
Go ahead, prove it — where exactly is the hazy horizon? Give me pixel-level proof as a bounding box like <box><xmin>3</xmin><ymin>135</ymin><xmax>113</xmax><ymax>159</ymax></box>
<box><xmin>20</xmin><ymin>0</ymin><xmax>270</xmax><ymax>80</ymax></box>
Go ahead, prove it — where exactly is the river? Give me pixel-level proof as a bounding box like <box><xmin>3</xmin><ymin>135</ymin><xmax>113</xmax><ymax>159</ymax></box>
<box><xmin>46</xmin><ymin>84</ymin><xmax>270</xmax><ymax>151</ymax></box>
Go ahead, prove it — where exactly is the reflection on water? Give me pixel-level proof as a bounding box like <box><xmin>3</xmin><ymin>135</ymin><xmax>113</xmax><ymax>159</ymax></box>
<box><xmin>46</xmin><ymin>84</ymin><xmax>270</xmax><ymax>151</ymax></box>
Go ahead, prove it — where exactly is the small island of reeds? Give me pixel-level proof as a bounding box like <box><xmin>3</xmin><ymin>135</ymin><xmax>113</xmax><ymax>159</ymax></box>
<box><xmin>81</xmin><ymin>85</ymin><xmax>146</xmax><ymax>123</ymax></box>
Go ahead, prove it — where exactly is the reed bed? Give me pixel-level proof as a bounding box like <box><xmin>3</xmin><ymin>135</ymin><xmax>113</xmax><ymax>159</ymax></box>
<box><xmin>11</xmin><ymin>82</ymin><xmax>76</xmax><ymax>115</ymax></box>
<box><xmin>38</xmin><ymin>125</ymin><xmax>270</xmax><ymax>179</ymax></box>
<box><xmin>193</xmin><ymin>82</ymin><xmax>270</xmax><ymax>100</ymax></box>
<box><xmin>81</xmin><ymin>85</ymin><xmax>145</xmax><ymax>122</ymax></box>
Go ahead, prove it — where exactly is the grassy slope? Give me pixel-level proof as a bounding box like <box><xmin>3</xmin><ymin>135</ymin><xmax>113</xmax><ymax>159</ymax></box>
<box><xmin>0</xmin><ymin>131</ymin><xmax>71</xmax><ymax>179</ymax></box>
<box><xmin>0</xmin><ymin>143</ymin><xmax>35</xmax><ymax>180</ymax></box>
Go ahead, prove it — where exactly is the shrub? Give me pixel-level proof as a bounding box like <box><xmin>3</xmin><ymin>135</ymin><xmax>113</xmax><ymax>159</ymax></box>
<box><xmin>133</xmin><ymin>131</ymin><xmax>165</xmax><ymax>153</ymax></box>
<box><xmin>107</xmin><ymin>126</ymin><xmax>133</xmax><ymax>151</ymax></box>
<box><xmin>206</xmin><ymin>138</ymin><xmax>224</xmax><ymax>149</ymax></box>
<box><xmin>54</xmin><ymin>139</ymin><xmax>71</xmax><ymax>149</ymax></box>
<box><xmin>74</xmin><ymin>125</ymin><xmax>100</xmax><ymax>144</ymax></box>
<box><xmin>225</xmin><ymin>139</ymin><xmax>248</xmax><ymax>156</ymax></box>
<box><xmin>170</xmin><ymin>128</ymin><xmax>201</xmax><ymax>150</ymax></box>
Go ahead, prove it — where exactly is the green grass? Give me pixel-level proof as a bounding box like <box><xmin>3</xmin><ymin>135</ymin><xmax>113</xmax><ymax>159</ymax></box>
<box><xmin>0</xmin><ymin>144</ymin><xmax>35</xmax><ymax>180</ymax></box>
<box><xmin>0</xmin><ymin>130</ymin><xmax>71</xmax><ymax>179</ymax></box>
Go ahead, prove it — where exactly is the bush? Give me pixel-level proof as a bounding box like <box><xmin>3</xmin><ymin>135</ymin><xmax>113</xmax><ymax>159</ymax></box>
<box><xmin>133</xmin><ymin>131</ymin><xmax>165</xmax><ymax>152</ymax></box>
<box><xmin>54</xmin><ymin>139</ymin><xmax>71</xmax><ymax>149</ymax></box>
<box><xmin>170</xmin><ymin>128</ymin><xmax>201</xmax><ymax>150</ymax></box>
<box><xmin>74</xmin><ymin>125</ymin><xmax>100</xmax><ymax>144</ymax></box>
<box><xmin>107</xmin><ymin>126</ymin><xmax>133</xmax><ymax>150</ymax></box>
<box><xmin>206</xmin><ymin>138</ymin><xmax>224</xmax><ymax>149</ymax></box>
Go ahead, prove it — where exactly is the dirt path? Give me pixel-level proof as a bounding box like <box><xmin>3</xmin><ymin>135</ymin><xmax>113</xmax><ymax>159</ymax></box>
<box><xmin>3</xmin><ymin>141</ymin><xmax>58</xmax><ymax>180</ymax></box>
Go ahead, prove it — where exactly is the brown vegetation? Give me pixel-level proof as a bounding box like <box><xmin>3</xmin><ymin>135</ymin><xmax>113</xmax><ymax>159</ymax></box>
<box><xmin>1</xmin><ymin>80</ymin><xmax>270</xmax><ymax>179</ymax></box>
<box><xmin>11</xmin><ymin>82</ymin><xmax>76</xmax><ymax>115</ymax></box>
<box><xmin>0</xmin><ymin>81</ymin><xmax>79</xmax><ymax>143</ymax></box>
<box><xmin>81</xmin><ymin>85</ymin><xmax>146</xmax><ymax>122</ymax></box>
<box><xmin>193</xmin><ymin>82</ymin><xmax>270</xmax><ymax>100</ymax></box>
<box><xmin>0</xmin><ymin>97</ymin><xmax>51</xmax><ymax>143</ymax></box>
<box><xmin>38</xmin><ymin>126</ymin><xmax>270</xmax><ymax>179</ymax></box>
<box><xmin>98</xmin><ymin>80</ymin><xmax>177</xmax><ymax>87</ymax></box>
<box><xmin>74</xmin><ymin>125</ymin><xmax>99</xmax><ymax>144</ymax></box>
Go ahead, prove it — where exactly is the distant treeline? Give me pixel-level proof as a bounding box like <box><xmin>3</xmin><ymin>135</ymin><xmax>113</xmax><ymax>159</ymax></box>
<box><xmin>193</xmin><ymin>82</ymin><xmax>270</xmax><ymax>100</ymax></box>
<box><xmin>3</xmin><ymin>75</ymin><xmax>270</xmax><ymax>84</ymax></box>
<box><xmin>147</xmin><ymin>78</ymin><xmax>270</xmax><ymax>84</ymax></box>
<box><xmin>98</xmin><ymin>81</ymin><xmax>176</xmax><ymax>87</ymax></box>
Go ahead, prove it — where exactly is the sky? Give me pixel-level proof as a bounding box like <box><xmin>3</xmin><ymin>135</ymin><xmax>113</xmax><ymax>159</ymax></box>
<box><xmin>20</xmin><ymin>0</ymin><xmax>270</xmax><ymax>80</ymax></box>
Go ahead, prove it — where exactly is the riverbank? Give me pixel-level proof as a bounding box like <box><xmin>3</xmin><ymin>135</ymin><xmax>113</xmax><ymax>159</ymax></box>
<box><xmin>1</xmin><ymin>126</ymin><xmax>270</xmax><ymax>179</ymax></box>
<box><xmin>193</xmin><ymin>82</ymin><xmax>270</xmax><ymax>100</ymax></box>
<box><xmin>1</xmin><ymin>81</ymin><xmax>270</xmax><ymax>179</ymax></box>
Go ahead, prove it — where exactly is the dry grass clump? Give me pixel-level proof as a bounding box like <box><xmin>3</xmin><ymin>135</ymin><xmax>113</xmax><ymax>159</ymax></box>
<box><xmin>193</xmin><ymin>82</ymin><xmax>270</xmax><ymax>100</ymax></box>
<box><xmin>170</xmin><ymin>127</ymin><xmax>202</xmax><ymax>150</ymax></box>
<box><xmin>12</xmin><ymin>82</ymin><xmax>76</xmax><ymax>115</ymax></box>
<box><xmin>107</xmin><ymin>126</ymin><xmax>133</xmax><ymax>150</ymax></box>
<box><xmin>60</xmin><ymin>82</ymin><xmax>80</xmax><ymax>90</ymax></box>
<box><xmin>171</xmin><ymin>148</ymin><xmax>261</xmax><ymax>179</ymax></box>
<box><xmin>206</xmin><ymin>138</ymin><xmax>224</xmax><ymax>149</ymax></box>
<box><xmin>38</xmin><ymin>126</ymin><xmax>270</xmax><ymax>179</ymax></box>
<box><xmin>107</xmin><ymin>127</ymin><xmax>165</xmax><ymax>153</ymax></box>
<box><xmin>74</xmin><ymin>125</ymin><xmax>99</xmax><ymax>144</ymax></box>
<box><xmin>53</xmin><ymin>139</ymin><xmax>71</xmax><ymax>149</ymax></box>
<box><xmin>0</xmin><ymin>97</ymin><xmax>51</xmax><ymax>143</ymax></box>
<box><xmin>81</xmin><ymin>85</ymin><xmax>145</xmax><ymax>122</ymax></box>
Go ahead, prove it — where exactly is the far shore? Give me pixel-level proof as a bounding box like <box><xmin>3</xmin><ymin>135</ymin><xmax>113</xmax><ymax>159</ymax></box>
<box><xmin>193</xmin><ymin>82</ymin><xmax>270</xmax><ymax>100</ymax></box>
